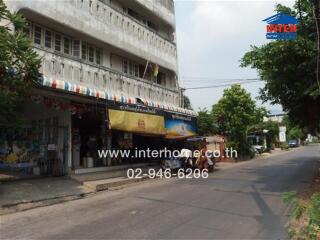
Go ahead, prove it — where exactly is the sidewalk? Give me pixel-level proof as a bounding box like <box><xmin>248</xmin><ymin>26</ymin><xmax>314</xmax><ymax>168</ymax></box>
<box><xmin>0</xmin><ymin>177</ymin><xmax>94</xmax><ymax>215</ymax></box>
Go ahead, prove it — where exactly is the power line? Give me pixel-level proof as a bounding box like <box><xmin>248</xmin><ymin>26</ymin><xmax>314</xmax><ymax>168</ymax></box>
<box><xmin>184</xmin><ymin>79</ymin><xmax>261</xmax><ymax>90</ymax></box>
<box><xmin>180</xmin><ymin>77</ymin><xmax>260</xmax><ymax>83</ymax></box>
<box><xmin>180</xmin><ymin>77</ymin><xmax>259</xmax><ymax>81</ymax></box>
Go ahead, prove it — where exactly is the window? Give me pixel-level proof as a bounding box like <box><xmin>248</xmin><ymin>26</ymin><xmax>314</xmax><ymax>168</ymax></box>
<box><xmin>73</xmin><ymin>40</ymin><xmax>80</xmax><ymax>57</ymax></box>
<box><xmin>54</xmin><ymin>33</ymin><xmax>61</xmax><ymax>52</ymax></box>
<box><xmin>123</xmin><ymin>60</ymin><xmax>128</xmax><ymax>74</ymax></box>
<box><xmin>123</xmin><ymin>60</ymin><xmax>139</xmax><ymax>77</ymax></box>
<box><xmin>88</xmin><ymin>46</ymin><xmax>94</xmax><ymax>63</ymax></box>
<box><xmin>64</xmin><ymin>37</ymin><xmax>70</xmax><ymax>55</ymax></box>
<box><xmin>81</xmin><ymin>42</ymin><xmax>87</xmax><ymax>60</ymax></box>
<box><xmin>95</xmin><ymin>49</ymin><xmax>101</xmax><ymax>65</ymax></box>
<box><xmin>45</xmin><ymin>30</ymin><xmax>52</xmax><ymax>48</ymax></box>
<box><xmin>34</xmin><ymin>25</ymin><xmax>42</xmax><ymax>45</ymax></box>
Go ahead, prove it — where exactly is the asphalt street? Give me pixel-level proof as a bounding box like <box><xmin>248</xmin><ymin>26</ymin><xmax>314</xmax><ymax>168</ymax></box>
<box><xmin>1</xmin><ymin>144</ymin><xmax>319</xmax><ymax>240</ymax></box>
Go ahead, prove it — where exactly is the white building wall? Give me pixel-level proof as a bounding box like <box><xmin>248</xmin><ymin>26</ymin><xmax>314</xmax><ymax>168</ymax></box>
<box><xmin>5</xmin><ymin>0</ymin><xmax>178</xmax><ymax>72</ymax></box>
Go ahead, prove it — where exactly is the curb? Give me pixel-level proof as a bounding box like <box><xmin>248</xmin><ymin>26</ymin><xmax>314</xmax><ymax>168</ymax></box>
<box><xmin>215</xmin><ymin>147</ymin><xmax>303</xmax><ymax>171</ymax></box>
<box><xmin>83</xmin><ymin>175</ymin><xmax>152</xmax><ymax>191</ymax></box>
<box><xmin>0</xmin><ymin>192</ymin><xmax>95</xmax><ymax>216</ymax></box>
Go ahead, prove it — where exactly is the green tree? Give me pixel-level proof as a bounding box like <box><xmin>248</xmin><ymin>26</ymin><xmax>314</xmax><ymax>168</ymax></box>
<box><xmin>240</xmin><ymin>0</ymin><xmax>320</xmax><ymax>133</ymax></box>
<box><xmin>282</xmin><ymin>115</ymin><xmax>308</xmax><ymax>140</ymax></box>
<box><xmin>197</xmin><ymin>108</ymin><xmax>216</xmax><ymax>136</ymax></box>
<box><xmin>0</xmin><ymin>0</ymin><xmax>41</xmax><ymax>127</ymax></box>
<box><xmin>183</xmin><ymin>95</ymin><xmax>193</xmax><ymax>110</ymax></box>
<box><xmin>212</xmin><ymin>85</ymin><xmax>266</xmax><ymax>156</ymax></box>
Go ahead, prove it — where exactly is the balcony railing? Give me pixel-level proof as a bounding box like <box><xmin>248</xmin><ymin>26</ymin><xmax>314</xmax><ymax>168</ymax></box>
<box><xmin>72</xmin><ymin>0</ymin><xmax>177</xmax><ymax>58</ymax></box>
<box><xmin>99</xmin><ymin>0</ymin><xmax>175</xmax><ymax>41</ymax></box>
<box><xmin>36</xmin><ymin>48</ymin><xmax>180</xmax><ymax>107</ymax></box>
<box><xmin>158</xmin><ymin>0</ymin><xmax>175</xmax><ymax>14</ymax></box>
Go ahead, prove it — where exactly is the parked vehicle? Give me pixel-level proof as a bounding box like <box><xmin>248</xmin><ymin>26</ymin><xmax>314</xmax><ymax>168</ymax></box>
<box><xmin>251</xmin><ymin>145</ymin><xmax>263</xmax><ymax>154</ymax></box>
<box><xmin>288</xmin><ymin>139</ymin><xmax>299</xmax><ymax>148</ymax></box>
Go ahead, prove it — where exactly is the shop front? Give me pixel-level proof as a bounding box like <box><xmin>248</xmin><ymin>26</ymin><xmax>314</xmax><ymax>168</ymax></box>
<box><xmin>106</xmin><ymin>103</ymin><xmax>198</xmax><ymax>164</ymax></box>
<box><xmin>0</xmin><ymin>93</ymin><xmax>71</xmax><ymax>179</ymax></box>
<box><xmin>107</xmin><ymin>103</ymin><xmax>166</xmax><ymax>164</ymax></box>
<box><xmin>71</xmin><ymin>100</ymin><xmax>198</xmax><ymax>173</ymax></box>
<box><xmin>71</xmin><ymin>103</ymin><xmax>107</xmax><ymax>169</ymax></box>
<box><xmin>71</xmin><ymin>101</ymin><xmax>167</xmax><ymax>172</ymax></box>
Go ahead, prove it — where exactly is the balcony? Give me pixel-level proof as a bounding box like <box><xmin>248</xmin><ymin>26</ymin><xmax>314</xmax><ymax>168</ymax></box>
<box><xmin>133</xmin><ymin>0</ymin><xmax>175</xmax><ymax>27</ymax></box>
<box><xmin>9</xmin><ymin>0</ymin><xmax>178</xmax><ymax>72</ymax></box>
<box><xmin>35</xmin><ymin>48</ymin><xmax>180</xmax><ymax>107</ymax></box>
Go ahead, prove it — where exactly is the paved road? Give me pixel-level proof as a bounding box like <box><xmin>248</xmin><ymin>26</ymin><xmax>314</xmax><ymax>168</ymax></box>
<box><xmin>1</xmin><ymin>144</ymin><xmax>319</xmax><ymax>240</ymax></box>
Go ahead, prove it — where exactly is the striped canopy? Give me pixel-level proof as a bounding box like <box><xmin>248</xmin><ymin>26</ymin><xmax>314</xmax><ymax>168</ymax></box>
<box><xmin>38</xmin><ymin>77</ymin><xmax>197</xmax><ymax>116</ymax></box>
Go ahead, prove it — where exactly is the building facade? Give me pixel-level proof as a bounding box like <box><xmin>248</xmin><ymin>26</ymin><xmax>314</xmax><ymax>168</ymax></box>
<box><xmin>2</xmin><ymin>0</ymin><xmax>196</xmax><ymax>177</ymax></box>
<box><xmin>263</xmin><ymin>114</ymin><xmax>286</xmax><ymax>123</ymax></box>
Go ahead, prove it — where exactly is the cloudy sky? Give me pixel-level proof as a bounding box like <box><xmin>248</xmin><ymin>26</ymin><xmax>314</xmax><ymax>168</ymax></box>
<box><xmin>175</xmin><ymin>0</ymin><xmax>295</xmax><ymax>113</ymax></box>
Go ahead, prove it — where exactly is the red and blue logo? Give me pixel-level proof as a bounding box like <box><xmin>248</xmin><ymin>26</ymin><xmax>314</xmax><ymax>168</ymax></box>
<box><xmin>263</xmin><ymin>13</ymin><xmax>298</xmax><ymax>40</ymax></box>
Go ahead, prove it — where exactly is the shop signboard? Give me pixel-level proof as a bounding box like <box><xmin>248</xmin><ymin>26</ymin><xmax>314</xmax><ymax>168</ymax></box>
<box><xmin>279</xmin><ymin>126</ymin><xmax>286</xmax><ymax>142</ymax></box>
<box><xmin>107</xmin><ymin>102</ymin><xmax>197</xmax><ymax>137</ymax></box>
<box><xmin>164</xmin><ymin>112</ymin><xmax>197</xmax><ymax>138</ymax></box>
<box><xmin>107</xmin><ymin>103</ymin><xmax>165</xmax><ymax>135</ymax></box>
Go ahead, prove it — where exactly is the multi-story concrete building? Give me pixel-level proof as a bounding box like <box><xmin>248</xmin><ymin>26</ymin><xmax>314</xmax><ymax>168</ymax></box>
<box><xmin>3</xmin><ymin>0</ymin><xmax>196</xmax><ymax>177</ymax></box>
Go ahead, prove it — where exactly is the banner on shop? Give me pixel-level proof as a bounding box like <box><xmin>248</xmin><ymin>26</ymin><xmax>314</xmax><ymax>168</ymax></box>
<box><xmin>164</xmin><ymin>112</ymin><xmax>197</xmax><ymax>138</ymax></box>
<box><xmin>108</xmin><ymin>109</ymin><xmax>165</xmax><ymax>135</ymax></box>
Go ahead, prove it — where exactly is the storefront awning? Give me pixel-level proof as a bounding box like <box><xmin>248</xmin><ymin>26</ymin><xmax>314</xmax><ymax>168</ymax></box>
<box><xmin>36</xmin><ymin>77</ymin><xmax>197</xmax><ymax>116</ymax></box>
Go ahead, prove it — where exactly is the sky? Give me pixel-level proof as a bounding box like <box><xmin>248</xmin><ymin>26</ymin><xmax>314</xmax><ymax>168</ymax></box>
<box><xmin>175</xmin><ymin>0</ymin><xmax>295</xmax><ymax>114</ymax></box>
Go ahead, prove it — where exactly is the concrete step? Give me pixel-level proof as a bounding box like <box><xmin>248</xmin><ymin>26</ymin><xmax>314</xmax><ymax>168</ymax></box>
<box><xmin>83</xmin><ymin>176</ymin><xmax>151</xmax><ymax>191</ymax></box>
